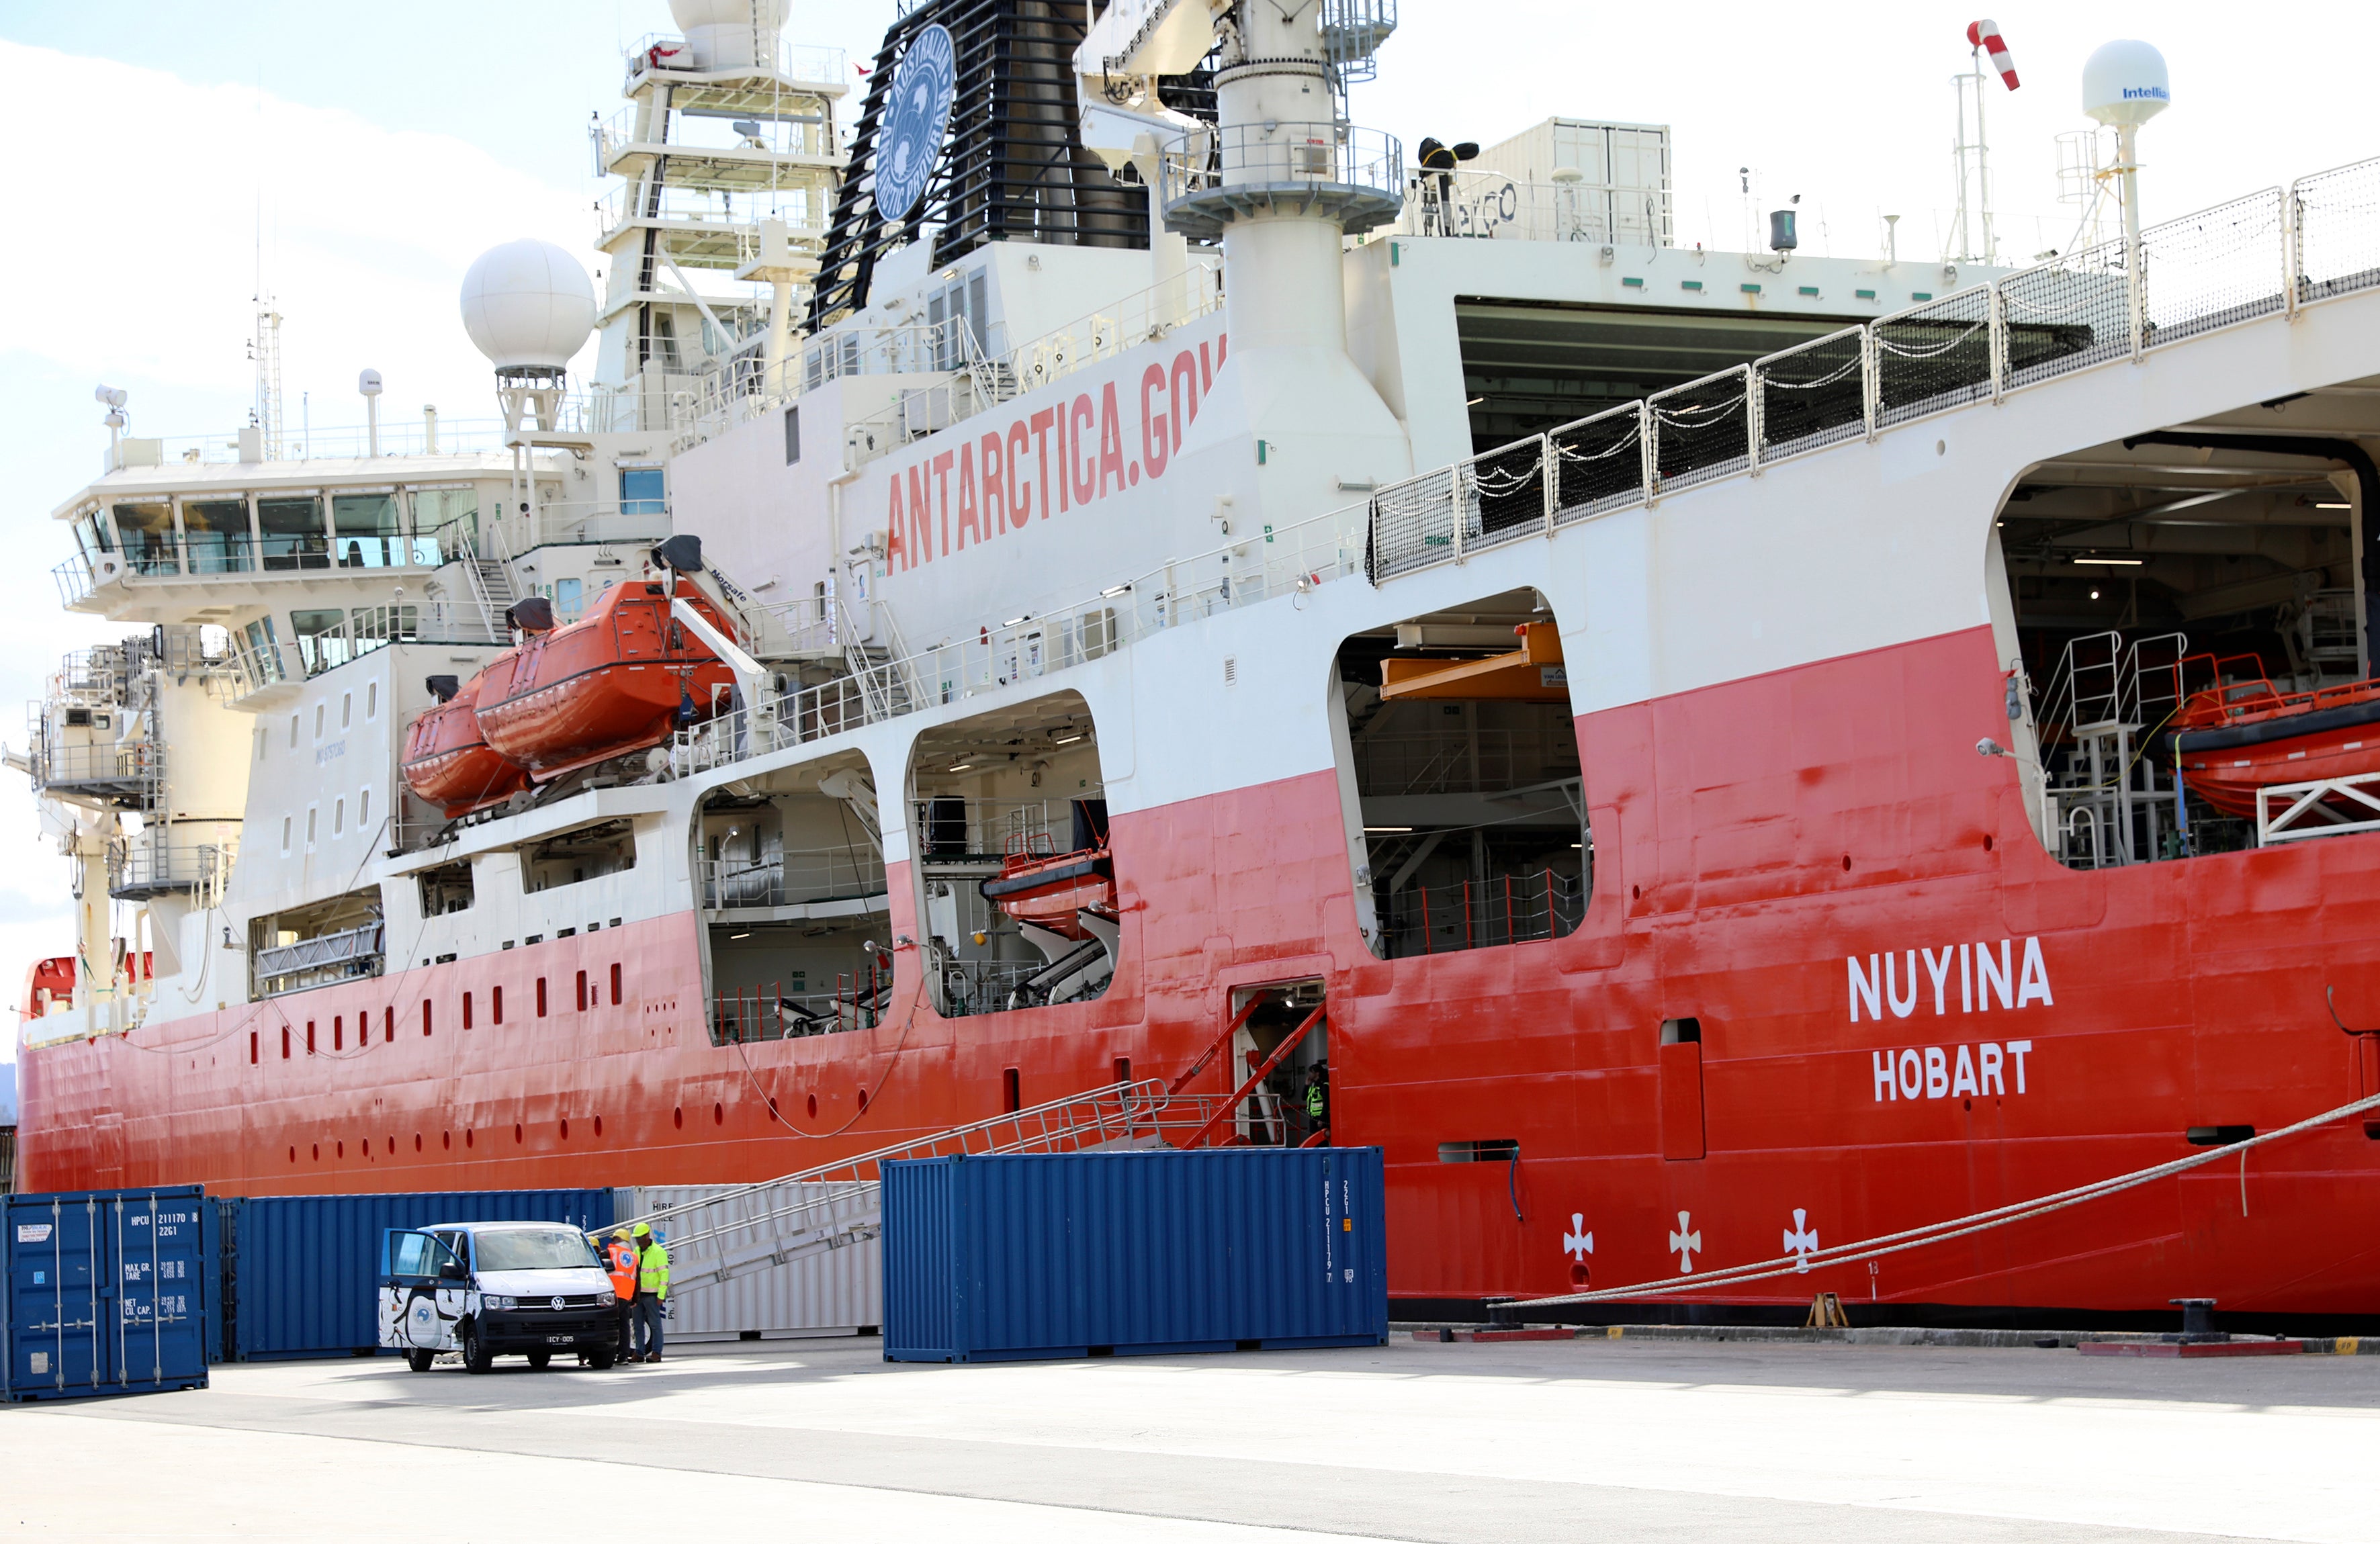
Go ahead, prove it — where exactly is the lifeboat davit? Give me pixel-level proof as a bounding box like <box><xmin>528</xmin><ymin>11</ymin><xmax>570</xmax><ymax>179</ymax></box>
<box><xmin>401</xmin><ymin>675</ymin><xmax>531</xmax><ymax>819</ymax></box>
<box><xmin>979</xmin><ymin>800</ymin><xmax>1116</xmax><ymax>940</ymax></box>
<box><xmin>473</xmin><ymin>577</ymin><xmax>742</xmax><ymax>781</ymax></box>
<box><xmin>2170</xmin><ymin>656</ymin><xmax>2380</xmax><ymax>818</ymax></box>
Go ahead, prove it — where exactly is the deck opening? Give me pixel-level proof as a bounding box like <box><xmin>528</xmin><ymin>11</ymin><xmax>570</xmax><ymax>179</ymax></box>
<box><xmin>1331</xmin><ymin>587</ymin><xmax>1590</xmax><ymax>959</ymax></box>
<box><xmin>906</xmin><ymin>689</ymin><xmax>1116</xmax><ymax>1018</ymax></box>
<box><xmin>1190</xmin><ymin>981</ymin><xmax>1330</xmax><ymax>1147</ymax></box>
<box><xmin>2186</xmin><ymin>1124</ymin><xmax>2255</xmax><ymax>1146</ymax></box>
<box><xmin>1992</xmin><ymin>402</ymin><xmax>2378</xmax><ymax>867</ymax></box>
<box><xmin>1003</xmin><ymin>1067</ymin><xmax>1022</xmax><ymax>1113</ymax></box>
<box><xmin>699</xmin><ymin>746</ymin><xmax>894</xmax><ymax>1043</ymax></box>
<box><xmin>1438</xmin><ymin>1139</ymin><xmax>1520</xmax><ymax>1163</ymax></box>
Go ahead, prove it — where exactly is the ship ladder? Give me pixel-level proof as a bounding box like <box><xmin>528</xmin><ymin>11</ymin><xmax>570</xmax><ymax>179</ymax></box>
<box><xmin>614</xmin><ymin>1077</ymin><xmax>1229</xmax><ymax>1296</ymax></box>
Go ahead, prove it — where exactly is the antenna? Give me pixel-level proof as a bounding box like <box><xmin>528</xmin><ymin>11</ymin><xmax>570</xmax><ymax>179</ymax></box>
<box><xmin>359</xmin><ymin>369</ymin><xmax>384</xmax><ymax>457</ymax></box>
<box><xmin>1948</xmin><ymin>20</ymin><xmax>2021</xmax><ymax>265</ymax></box>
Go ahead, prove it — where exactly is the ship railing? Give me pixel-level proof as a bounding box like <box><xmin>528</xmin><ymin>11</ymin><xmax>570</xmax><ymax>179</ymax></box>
<box><xmin>90</xmin><ymin>414</ymin><xmax>564</xmax><ymax>468</ymax></box>
<box><xmin>623</xmin><ymin>32</ymin><xmax>846</xmax><ymax>93</ymax></box>
<box><xmin>913</xmin><ymin>797</ymin><xmax>1091</xmax><ymax>866</ymax></box>
<box><xmin>1374</xmin><ymin>867</ymin><xmax>1586</xmax><ymax>960</ymax></box>
<box><xmin>712</xmin><ymin>964</ymin><xmax>892</xmax><ymax>1044</ymax></box>
<box><xmin>611</xmin><ymin>1077</ymin><xmax>1226</xmax><ymax>1296</ymax></box>
<box><xmin>694</xmin><ymin>267</ymin><xmax>1225</xmax><ymax>457</ymax></box>
<box><xmin>590</xmin><ymin>101</ymin><xmax>839</xmax><ymax>175</ymax></box>
<box><xmin>1367</xmin><ymin>155</ymin><xmax>2380</xmax><ymax>584</ymax></box>
<box><xmin>107</xmin><ymin>832</ymin><xmax>235</xmax><ymax>902</ymax></box>
<box><xmin>594</xmin><ymin>181</ymin><xmax>830</xmax><ymax>245</ymax></box>
<box><xmin>699</xmin><ymin>847</ymin><xmax>887</xmax><ymax>911</ymax></box>
<box><xmin>938</xmin><ymin>958</ymin><xmax>1053</xmax><ymax>1018</ymax></box>
<box><xmin>1393</xmin><ymin>168</ymin><xmax>1674</xmax><ymax>246</ymax></box>
<box><xmin>28</xmin><ymin>737</ymin><xmax>160</xmax><ymax>804</ymax></box>
<box><xmin>666</xmin><ymin>500</ymin><xmax>1368</xmax><ymax>775</ymax></box>
<box><xmin>1355</xmin><ymin>731</ymin><xmax>1581</xmax><ymax>798</ymax></box>
<box><xmin>288</xmin><ymin>605</ymin><xmax>505</xmax><ymax>680</ymax></box>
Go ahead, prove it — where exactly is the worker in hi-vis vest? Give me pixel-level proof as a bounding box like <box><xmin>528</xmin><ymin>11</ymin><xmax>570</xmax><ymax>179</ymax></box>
<box><xmin>1304</xmin><ymin>1063</ymin><xmax>1329</xmax><ymax>1142</ymax></box>
<box><xmin>603</xmin><ymin>1229</ymin><xmax>637</xmax><ymax>1366</ymax></box>
<box><xmin>631</xmin><ymin>1222</ymin><xmax>671</xmax><ymax>1363</ymax></box>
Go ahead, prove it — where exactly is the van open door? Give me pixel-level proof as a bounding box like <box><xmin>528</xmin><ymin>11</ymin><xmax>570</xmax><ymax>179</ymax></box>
<box><xmin>380</xmin><ymin>1229</ymin><xmax>462</xmax><ymax>1366</ymax></box>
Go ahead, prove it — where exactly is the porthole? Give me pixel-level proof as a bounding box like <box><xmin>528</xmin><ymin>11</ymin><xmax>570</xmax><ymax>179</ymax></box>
<box><xmin>560</xmin><ymin>1118</ymin><xmax>570</xmax><ymax>1139</ymax></box>
<box><xmin>673</xmin><ymin>1107</ymin><xmax>682</xmax><ymax>1129</ymax></box>
<box><xmin>311</xmin><ymin>1143</ymin><xmax>320</xmax><ymax>1161</ymax></box>
<box><xmin>806</xmin><ymin>1093</ymin><xmax>818</xmax><ymax>1118</ymax></box>
<box><xmin>592</xmin><ymin>1115</ymin><xmax>603</xmax><ymax>1138</ymax></box>
<box><xmin>857</xmin><ymin>1089</ymin><xmax>869</xmax><ymax>1113</ymax></box>
<box><xmin>513</xmin><ymin>1122</ymin><xmax>523</xmax><ymax>1144</ymax></box>
<box><xmin>713</xmin><ymin>1102</ymin><xmax>723</xmax><ymax>1126</ymax></box>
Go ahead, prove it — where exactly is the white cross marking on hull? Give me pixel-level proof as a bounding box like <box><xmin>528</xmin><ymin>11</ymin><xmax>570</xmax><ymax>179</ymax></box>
<box><xmin>1562</xmin><ymin>1214</ymin><xmax>1593</xmax><ymax>1261</ymax></box>
<box><xmin>1783</xmin><ymin>1208</ymin><xmax>1820</xmax><ymax>1271</ymax></box>
<box><xmin>1668</xmin><ymin>1212</ymin><xmax>1701</xmax><ymax>1273</ymax></box>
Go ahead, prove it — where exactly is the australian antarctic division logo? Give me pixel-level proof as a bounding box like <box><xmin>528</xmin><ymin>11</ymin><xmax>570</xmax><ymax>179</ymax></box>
<box><xmin>875</xmin><ymin>23</ymin><xmax>957</xmax><ymax>222</ymax></box>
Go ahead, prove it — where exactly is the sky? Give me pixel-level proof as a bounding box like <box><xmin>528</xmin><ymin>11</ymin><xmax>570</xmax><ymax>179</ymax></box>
<box><xmin>0</xmin><ymin>1</ymin><xmax>2374</xmax><ymax>1062</ymax></box>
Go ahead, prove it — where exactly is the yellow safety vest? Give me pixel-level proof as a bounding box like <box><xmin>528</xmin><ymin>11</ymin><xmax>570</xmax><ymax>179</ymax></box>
<box><xmin>636</xmin><ymin>1241</ymin><xmax>670</xmax><ymax>1298</ymax></box>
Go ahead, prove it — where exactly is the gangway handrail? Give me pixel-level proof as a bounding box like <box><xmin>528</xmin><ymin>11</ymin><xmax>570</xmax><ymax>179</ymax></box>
<box><xmin>606</xmin><ymin>1076</ymin><xmax>1225</xmax><ymax>1263</ymax></box>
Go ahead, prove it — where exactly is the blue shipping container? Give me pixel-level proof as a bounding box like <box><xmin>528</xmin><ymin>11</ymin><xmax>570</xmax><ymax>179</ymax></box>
<box><xmin>224</xmin><ymin>1189</ymin><xmax>614</xmax><ymax>1361</ymax></box>
<box><xmin>883</xmin><ymin>1148</ymin><xmax>1387</xmax><ymax>1363</ymax></box>
<box><xmin>5</xmin><ymin>1186</ymin><xmax>211</xmax><ymax>1401</ymax></box>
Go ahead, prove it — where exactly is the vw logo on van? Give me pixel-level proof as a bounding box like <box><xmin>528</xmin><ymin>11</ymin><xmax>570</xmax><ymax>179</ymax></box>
<box><xmin>550</xmin><ymin>1296</ymin><xmax>565</xmax><ymax>1311</ymax></box>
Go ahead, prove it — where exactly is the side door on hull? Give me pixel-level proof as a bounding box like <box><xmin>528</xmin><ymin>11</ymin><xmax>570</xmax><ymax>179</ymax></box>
<box><xmin>380</xmin><ymin>1230</ymin><xmax>464</xmax><ymax>1353</ymax></box>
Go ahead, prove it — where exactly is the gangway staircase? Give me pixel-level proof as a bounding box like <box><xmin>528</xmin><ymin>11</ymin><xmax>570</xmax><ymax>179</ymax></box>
<box><xmin>617</xmin><ymin>1078</ymin><xmax>1225</xmax><ymax>1296</ymax></box>
<box><xmin>2033</xmin><ymin>629</ymin><xmax>2189</xmax><ymax>868</ymax></box>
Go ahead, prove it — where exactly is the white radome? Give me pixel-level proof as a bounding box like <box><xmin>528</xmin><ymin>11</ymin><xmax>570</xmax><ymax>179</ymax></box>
<box><xmin>459</xmin><ymin>239</ymin><xmax>597</xmax><ymax>373</ymax></box>
<box><xmin>2082</xmin><ymin>40</ymin><xmax>2171</xmax><ymax>127</ymax></box>
<box><xmin>668</xmin><ymin>0</ymin><xmax>789</xmax><ymax>30</ymax></box>
<box><xmin>668</xmin><ymin>0</ymin><xmax>789</xmax><ymax>69</ymax></box>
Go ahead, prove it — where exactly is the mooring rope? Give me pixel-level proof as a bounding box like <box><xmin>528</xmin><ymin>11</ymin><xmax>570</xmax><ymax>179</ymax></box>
<box><xmin>1510</xmin><ymin>1085</ymin><xmax>2380</xmax><ymax>1310</ymax></box>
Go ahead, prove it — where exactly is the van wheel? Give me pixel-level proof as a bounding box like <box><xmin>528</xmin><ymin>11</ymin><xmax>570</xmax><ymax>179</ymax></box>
<box><xmin>587</xmin><ymin>1345</ymin><xmax>616</xmax><ymax>1370</ymax></box>
<box><xmin>459</xmin><ymin>1326</ymin><xmax>493</xmax><ymax>1375</ymax></box>
<box><xmin>406</xmin><ymin>1349</ymin><xmax>435</xmax><ymax>1373</ymax></box>
<box><xmin>527</xmin><ymin>1351</ymin><xmax>552</xmax><ymax>1370</ymax></box>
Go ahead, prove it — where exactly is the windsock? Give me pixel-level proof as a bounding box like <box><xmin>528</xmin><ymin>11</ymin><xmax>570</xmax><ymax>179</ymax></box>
<box><xmin>1966</xmin><ymin>19</ymin><xmax>2020</xmax><ymax>89</ymax></box>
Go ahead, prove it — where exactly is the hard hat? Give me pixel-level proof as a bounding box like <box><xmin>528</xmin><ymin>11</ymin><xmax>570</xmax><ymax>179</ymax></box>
<box><xmin>610</xmin><ymin>1228</ymin><xmax>629</xmax><ymax>1240</ymax></box>
<box><xmin>633</xmin><ymin>1222</ymin><xmax>653</xmax><ymax>1238</ymax></box>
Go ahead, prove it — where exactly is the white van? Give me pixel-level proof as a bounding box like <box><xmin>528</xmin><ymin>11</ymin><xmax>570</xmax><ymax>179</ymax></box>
<box><xmin>379</xmin><ymin>1221</ymin><xmax>621</xmax><ymax>1373</ymax></box>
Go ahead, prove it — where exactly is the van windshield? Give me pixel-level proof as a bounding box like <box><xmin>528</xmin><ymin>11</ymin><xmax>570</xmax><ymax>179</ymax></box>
<box><xmin>472</xmin><ymin>1228</ymin><xmax>599</xmax><ymax>1273</ymax></box>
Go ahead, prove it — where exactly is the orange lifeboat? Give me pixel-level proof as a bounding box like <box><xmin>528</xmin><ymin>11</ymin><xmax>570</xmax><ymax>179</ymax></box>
<box><xmin>401</xmin><ymin>674</ymin><xmax>531</xmax><ymax>819</ymax></box>
<box><xmin>473</xmin><ymin>578</ymin><xmax>742</xmax><ymax>781</ymax></box>
<box><xmin>978</xmin><ymin>801</ymin><xmax>1116</xmax><ymax>940</ymax></box>
<box><xmin>2170</xmin><ymin>653</ymin><xmax>2380</xmax><ymax>818</ymax></box>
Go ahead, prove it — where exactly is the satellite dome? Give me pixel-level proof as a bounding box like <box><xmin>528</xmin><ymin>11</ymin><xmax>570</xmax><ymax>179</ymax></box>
<box><xmin>459</xmin><ymin>239</ymin><xmax>597</xmax><ymax>375</ymax></box>
<box><xmin>2082</xmin><ymin>40</ymin><xmax>2170</xmax><ymax>128</ymax></box>
<box><xmin>668</xmin><ymin>0</ymin><xmax>789</xmax><ymax>69</ymax></box>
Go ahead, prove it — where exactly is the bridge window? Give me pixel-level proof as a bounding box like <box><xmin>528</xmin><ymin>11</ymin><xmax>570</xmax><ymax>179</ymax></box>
<box><xmin>1332</xmin><ymin>588</ymin><xmax>1590</xmax><ymax>958</ymax></box>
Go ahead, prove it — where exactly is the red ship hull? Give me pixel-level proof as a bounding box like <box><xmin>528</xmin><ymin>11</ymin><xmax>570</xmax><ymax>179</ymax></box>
<box><xmin>20</xmin><ymin>627</ymin><xmax>2380</xmax><ymax>1316</ymax></box>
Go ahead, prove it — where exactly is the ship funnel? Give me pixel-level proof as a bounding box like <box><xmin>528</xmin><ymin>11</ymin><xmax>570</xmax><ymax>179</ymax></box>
<box><xmin>666</xmin><ymin>0</ymin><xmax>789</xmax><ymax>71</ymax></box>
